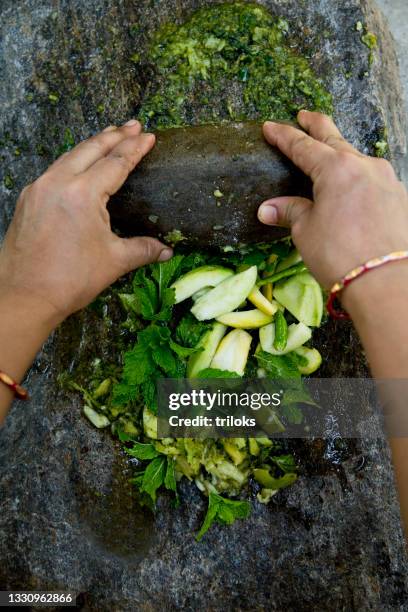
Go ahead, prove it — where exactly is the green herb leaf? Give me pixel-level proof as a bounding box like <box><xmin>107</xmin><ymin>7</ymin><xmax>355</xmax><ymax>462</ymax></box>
<box><xmin>169</xmin><ymin>339</ymin><xmax>202</xmax><ymax>358</ymax></box>
<box><xmin>112</xmin><ymin>343</ymin><xmax>156</xmax><ymax>405</ymax></box>
<box><xmin>255</xmin><ymin>351</ymin><xmax>301</xmax><ymax>379</ymax></box>
<box><xmin>140</xmin><ymin>456</ymin><xmax>167</xmax><ymax>502</ymax></box>
<box><xmin>196</xmin><ymin>493</ymin><xmax>251</xmax><ymax>541</ymax></box>
<box><xmin>151</xmin><ymin>254</ymin><xmax>184</xmax><ymax>296</ymax></box>
<box><xmin>271</xmin><ymin>454</ymin><xmax>297</xmax><ymax>473</ymax></box>
<box><xmin>196</xmin><ymin>368</ymin><xmax>241</xmax><ymax>378</ymax></box>
<box><xmin>175</xmin><ymin>313</ymin><xmax>211</xmax><ymax>348</ymax></box>
<box><xmin>164</xmin><ymin>458</ymin><xmax>177</xmax><ymax>493</ymax></box>
<box><xmin>127</xmin><ymin>442</ymin><xmax>160</xmax><ymax>460</ymax></box>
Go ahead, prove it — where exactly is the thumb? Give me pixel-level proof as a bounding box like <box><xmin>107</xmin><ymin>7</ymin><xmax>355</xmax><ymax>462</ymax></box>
<box><xmin>258</xmin><ymin>196</ymin><xmax>313</xmax><ymax>228</ymax></box>
<box><xmin>118</xmin><ymin>236</ymin><xmax>173</xmax><ymax>273</ymax></box>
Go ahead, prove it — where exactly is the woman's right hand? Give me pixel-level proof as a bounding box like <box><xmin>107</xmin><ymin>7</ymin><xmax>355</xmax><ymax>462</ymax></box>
<box><xmin>258</xmin><ymin>111</ymin><xmax>408</xmax><ymax>291</ymax></box>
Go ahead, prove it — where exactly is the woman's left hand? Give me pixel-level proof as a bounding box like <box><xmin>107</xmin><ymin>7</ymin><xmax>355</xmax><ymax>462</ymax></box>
<box><xmin>0</xmin><ymin>120</ymin><xmax>172</xmax><ymax>327</ymax></box>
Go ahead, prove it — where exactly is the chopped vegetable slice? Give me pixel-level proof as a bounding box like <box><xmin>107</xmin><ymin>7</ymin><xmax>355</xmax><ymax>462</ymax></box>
<box><xmin>295</xmin><ymin>346</ymin><xmax>322</xmax><ymax>375</ymax></box>
<box><xmin>253</xmin><ymin>468</ymin><xmax>297</xmax><ymax>489</ymax></box>
<box><xmin>260</xmin><ymin>322</ymin><xmax>312</xmax><ymax>355</ymax></box>
<box><xmin>247</xmin><ymin>287</ymin><xmax>279</xmax><ymax>315</ymax></box>
<box><xmin>210</xmin><ymin>329</ymin><xmax>252</xmax><ymax>376</ymax></box>
<box><xmin>83</xmin><ymin>405</ymin><xmax>110</xmax><ymax>428</ymax></box>
<box><xmin>273</xmin><ymin>272</ymin><xmax>323</xmax><ymax>327</ymax></box>
<box><xmin>273</xmin><ymin>310</ymin><xmax>288</xmax><ymax>351</ymax></box>
<box><xmin>171</xmin><ymin>265</ymin><xmax>234</xmax><ymax>304</ymax></box>
<box><xmin>191</xmin><ymin>266</ymin><xmax>257</xmax><ymax>321</ymax></box>
<box><xmin>187</xmin><ymin>323</ymin><xmax>227</xmax><ymax>378</ymax></box>
<box><xmin>216</xmin><ymin>308</ymin><xmax>273</xmax><ymax>329</ymax></box>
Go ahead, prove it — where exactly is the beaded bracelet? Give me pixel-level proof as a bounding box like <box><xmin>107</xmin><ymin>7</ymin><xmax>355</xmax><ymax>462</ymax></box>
<box><xmin>327</xmin><ymin>250</ymin><xmax>408</xmax><ymax>320</ymax></box>
<box><xmin>0</xmin><ymin>370</ymin><xmax>29</xmax><ymax>400</ymax></box>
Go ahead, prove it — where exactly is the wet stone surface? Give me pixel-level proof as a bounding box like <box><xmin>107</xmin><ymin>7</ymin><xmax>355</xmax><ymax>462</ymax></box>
<box><xmin>1</xmin><ymin>0</ymin><xmax>408</xmax><ymax>610</ymax></box>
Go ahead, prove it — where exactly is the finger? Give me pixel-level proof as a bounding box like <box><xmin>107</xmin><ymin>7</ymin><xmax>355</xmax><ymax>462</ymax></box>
<box><xmin>50</xmin><ymin>120</ymin><xmax>143</xmax><ymax>175</ymax></box>
<box><xmin>258</xmin><ymin>196</ymin><xmax>313</xmax><ymax>228</ymax></box>
<box><xmin>85</xmin><ymin>133</ymin><xmax>156</xmax><ymax>199</ymax></box>
<box><xmin>115</xmin><ymin>236</ymin><xmax>173</xmax><ymax>274</ymax></box>
<box><xmin>298</xmin><ymin>110</ymin><xmax>363</xmax><ymax>156</ymax></box>
<box><xmin>263</xmin><ymin>121</ymin><xmax>334</xmax><ymax>181</ymax></box>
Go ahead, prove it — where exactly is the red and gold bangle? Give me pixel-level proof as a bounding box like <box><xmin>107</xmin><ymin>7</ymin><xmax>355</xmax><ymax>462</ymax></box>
<box><xmin>327</xmin><ymin>250</ymin><xmax>408</xmax><ymax>320</ymax></box>
<box><xmin>0</xmin><ymin>370</ymin><xmax>29</xmax><ymax>400</ymax></box>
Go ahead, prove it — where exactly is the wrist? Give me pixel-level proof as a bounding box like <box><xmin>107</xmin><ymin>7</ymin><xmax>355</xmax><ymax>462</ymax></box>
<box><xmin>0</xmin><ymin>283</ymin><xmax>64</xmax><ymax>335</ymax></box>
<box><xmin>341</xmin><ymin>260</ymin><xmax>408</xmax><ymax>319</ymax></box>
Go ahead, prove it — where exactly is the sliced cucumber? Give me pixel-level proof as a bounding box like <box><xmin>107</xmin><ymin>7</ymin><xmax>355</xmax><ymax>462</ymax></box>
<box><xmin>171</xmin><ymin>265</ymin><xmax>233</xmax><ymax>304</ymax></box>
<box><xmin>259</xmin><ymin>322</ymin><xmax>312</xmax><ymax>355</ymax></box>
<box><xmin>210</xmin><ymin>329</ymin><xmax>252</xmax><ymax>376</ymax></box>
<box><xmin>276</xmin><ymin>249</ymin><xmax>302</xmax><ymax>273</ymax></box>
<box><xmin>216</xmin><ymin>308</ymin><xmax>274</xmax><ymax>329</ymax></box>
<box><xmin>83</xmin><ymin>405</ymin><xmax>110</xmax><ymax>428</ymax></box>
<box><xmin>273</xmin><ymin>272</ymin><xmax>323</xmax><ymax>327</ymax></box>
<box><xmin>187</xmin><ymin>323</ymin><xmax>227</xmax><ymax>378</ymax></box>
<box><xmin>192</xmin><ymin>286</ymin><xmax>212</xmax><ymax>302</ymax></box>
<box><xmin>248</xmin><ymin>287</ymin><xmax>279</xmax><ymax>316</ymax></box>
<box><xmin>191</xmin><ymin>266</ymin><xmax>257</xmax><ymax>321</ymax></box>
<box><xmin>295</xmin><ymin>346</ymin><xmax>322</xmax><ymax>375</ymax></box>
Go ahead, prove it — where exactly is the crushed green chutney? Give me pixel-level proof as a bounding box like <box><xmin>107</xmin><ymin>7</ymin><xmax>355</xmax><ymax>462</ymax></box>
<box><xmin>138</xmin><ymin>2</ymin><xmax>333</xmax><ymax>129</ymax></box>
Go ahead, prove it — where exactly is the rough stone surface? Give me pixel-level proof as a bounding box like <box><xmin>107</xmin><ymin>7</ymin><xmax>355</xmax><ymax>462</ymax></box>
<box><xmin>1</xmin><ymin>1</ymin><xmax>408</xmax><ymax>610</ymax></box>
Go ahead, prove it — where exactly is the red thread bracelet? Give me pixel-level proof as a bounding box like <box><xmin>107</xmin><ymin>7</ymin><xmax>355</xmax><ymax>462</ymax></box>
<box><xmin>327</xmin><ymin>250</ymin><xmax>408</xmax><ymax>320</ymax></box>
<box><xmin>0</xmin><ymin>370</ymin><xmax>29</xmax><ymax>400</ymax></box>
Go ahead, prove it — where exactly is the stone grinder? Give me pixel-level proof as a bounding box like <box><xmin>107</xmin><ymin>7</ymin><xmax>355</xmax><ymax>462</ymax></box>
<box><xmin>109</xmin><ymin>121</ymin><xmax>311</xmax><ymax>247</ymax></box>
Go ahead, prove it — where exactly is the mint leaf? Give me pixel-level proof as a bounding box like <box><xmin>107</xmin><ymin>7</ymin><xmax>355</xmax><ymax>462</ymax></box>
<box><xmin>152</xmin><ymin>345</ymin><xmax>178</xmax><ymax>375</ymax></box>
<box><xmin>196</xmin><ymin>368</ymin><xmax>241</xmax><ymax>378</ymax></box>
<box><xmin>271</xmin><ymin>454</ymin><xmax>297</xmax><ymax>473</ymax></box>
<box><xmin>164</xmin><ymin>458</ymin><xmax>177</xmax><ymax>493</ymax></box>
<box><xmin>178</xmin><ymin>252</ymin><xmax>208</xmax><ymax>274</ymax></box>
<box><xmin>126</xmin><ymin>442</ymin><xmax>160</xmax><ymax>460</ymax></box>
<box><xmin>141</xmin><ymin>378</ymin><xmax>158</xmax><ymax>413</ymax></box>
<box><xmin>169</xmin><ymin>339</ymin><xmax>201</xmax><ymax>358</ymax></box>
<box><xmin>175</xmin><ymin>313</ymin><xmax>211</xmax><ymax>348</ymax></box>
<box><xmin>112</xmin><ymin>343</ymin><xmax>155</xmax><ymax>405</ymax></box>
<box><xmin>280</xmin><ymin>403</ymin><xmax>303</xmax><ymax>424</ymax></box>
<box><xmin>151</xmin><ymin>255</ymin><xmax>184</xmax><ymax>296</ymax></box>
<box><xmin>140</xmin><ymin>456</ymin><xmax>167</xmax><ymax>502</ymax></box>
<box><xmin>196</xmin><ymin>493</ymin><xmax>251</xmax><ymax>541</ymax></box>
<box><xmin>255</xmin><ymin>351</ymin><xmax>301</xmax><ymax>379</ymax></box>
<box><xmin>153</xmin><ymin>286</ymin><xmax>175</xmax><ymax>321</ymax></box>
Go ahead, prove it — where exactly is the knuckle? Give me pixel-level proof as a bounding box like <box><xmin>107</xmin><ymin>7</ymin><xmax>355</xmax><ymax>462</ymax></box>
<box><xmin>140</xmin><ymin>237</ymin><xmax>156</xmax><ymax>261</ymax></box>
<box><xmin>85</xmin><ymin>136</ymin><xmax>106</xmax><ymax>155</ymax></box>
<box><xmin>323</xmin><ymin>134</ymin><xmax>343</xmax><ymax>148</ymax></box>
<box><xmin>109</xmin><ymin>152</ymin><xmax>134</xmax><ymax>173</ymax></box>
<box><xmin>290</xmin><ymin>134</ymin><xmax>310</xmax><ymax>158</ymax></box>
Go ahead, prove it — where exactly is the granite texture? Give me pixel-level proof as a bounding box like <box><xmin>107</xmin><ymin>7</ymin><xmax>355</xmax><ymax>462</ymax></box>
<box><xmin>0</xmin><ymin>1</ymin><xmax>408</xmax><ymax>610</ymax></box>
<box><xmin>375</xmin><ymin>0</ymin><xmax>408</xmax><ymax>183</ymax></box>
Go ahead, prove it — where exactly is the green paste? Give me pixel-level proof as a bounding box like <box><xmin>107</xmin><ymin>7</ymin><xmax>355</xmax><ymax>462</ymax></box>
<box><xmin>138</xmin><ymin>2</ymin><xmax>333</xmax><ymax>129</ymax></box>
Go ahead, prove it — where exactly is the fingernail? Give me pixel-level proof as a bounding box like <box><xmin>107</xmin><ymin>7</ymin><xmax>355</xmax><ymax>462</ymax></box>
<box><xmin>264</xmin><ymin>121</ymin><xmax>277</xmax><ymax>128</ymax></box>
<box><xmin>258</xmin><ymin>203</ymin><xmax>278</xmax><ymax>225</ymax></box>
<box><xmin>298</xmin><ymin>109</ymin><xmax>309</xmax><ymax>115</ymax></box>
<box><xmin>124</xmin><ymin>119</ymin><xmax>139</xmax><ymax>126</ymax></box>
<box><xmin>103</xmin><ymin>125</ymin><xmax>117</xmax><ymax>132</ymax></box>
<box><xmin>158</xmin><ymin>248</ymin><xmax>173</xmax><ymax>262</ymax></box>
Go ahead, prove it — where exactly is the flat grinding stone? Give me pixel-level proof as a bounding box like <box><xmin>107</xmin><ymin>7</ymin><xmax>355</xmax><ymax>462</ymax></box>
<box><xmin>0</xmin><ymin>0</ymin><xmax>408</xmax><ymax>610</ymax></box>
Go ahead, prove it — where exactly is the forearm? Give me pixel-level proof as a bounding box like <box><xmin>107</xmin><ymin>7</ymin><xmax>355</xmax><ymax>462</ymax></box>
<box><xmin>343</xmin><ymin>261</ymin><xmax>408</xmax><ymax>538</ymax></box>
<box><xmin>0</xmin><ymin>288</ymin><xmax>58</xmax><ymax>423</ymax></box>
